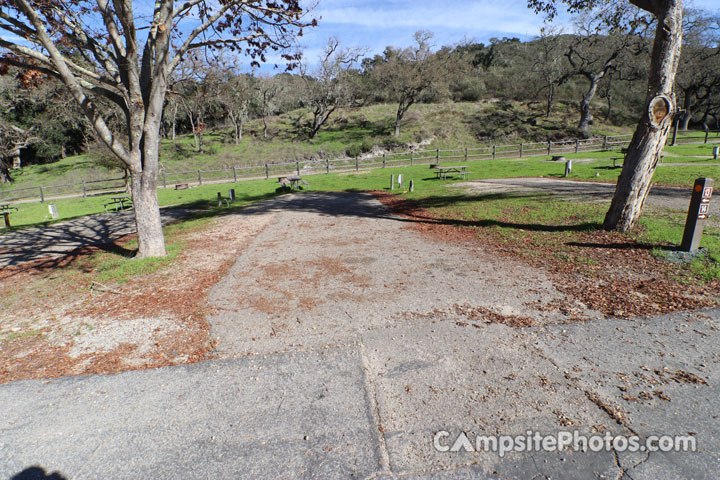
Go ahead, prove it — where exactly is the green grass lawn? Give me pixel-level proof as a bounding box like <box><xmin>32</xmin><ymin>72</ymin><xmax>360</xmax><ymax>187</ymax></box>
<box><xmin>3</xmin><ymin>150</ymin><xmax>717</xmax><ymax>228</ymax></box>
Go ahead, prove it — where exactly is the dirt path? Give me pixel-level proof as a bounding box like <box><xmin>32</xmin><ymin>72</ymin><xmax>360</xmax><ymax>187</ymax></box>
<box><xmin>209</xmin><ymin>192</ymin><xmax>597</xmax><ymax>357</ymax></box>
<box><xmin>454</xmin><ymin>177</ymin><xmax>719</xmax><ymax>215</ymax></box>
<box><xmin>2</xmin><ymin>191</ymin><xmax>718</xmax><ymax>479</ymax></box>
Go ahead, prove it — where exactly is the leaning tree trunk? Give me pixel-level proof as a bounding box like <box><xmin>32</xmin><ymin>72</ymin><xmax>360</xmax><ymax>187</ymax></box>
<box><xmin>578</xmin><ymin>75</ymin><xmax>600</xmax><ymax>137</ymax></box>
<box><xmin>131</xmin><ymin>131</ymin><xmax>167</xmax><ymax>258</ymax></box>
<box><xmin>604</xmin><ymin>0</ymin><xmax>683</xmax><ymax>232</ymax></box>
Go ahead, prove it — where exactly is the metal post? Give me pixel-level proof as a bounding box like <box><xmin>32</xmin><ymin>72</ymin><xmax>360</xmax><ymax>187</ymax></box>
<box><xmin>198</xmin><ymin>170</ymin><xmax>202</xmax><ymax>186</ymax></box>
<box><xmin>409</xmin><ymin>179</ymin><xmax>414</xmax><ymax>192</ymax></box>
<box><xmin>390</xmin><ymin>174</ymin><xmax>395</xmax><ymax>190</ymax></box>
<box><xmin>82</xmin><ymin>181</ymin><xmax>87</xmax><ymax>198</ymax></box>
<box><xmin>681</xmin><ymin>178</ymin><xmax>714</xmax><ymax>251</ymax></box>
<box><xmin>39</xmin><ymin>186</ymin><xmax>44</xmax><ymax>203</ymax></box>
<box><xmin>217</xmin><ymin>192</ymin><xmax>223</xmax><ymax>207</ymax></box>
<box><xmin>229</xmin><ymin>189</ymin><xmax>236</xmax><ymax>202</ymax></box>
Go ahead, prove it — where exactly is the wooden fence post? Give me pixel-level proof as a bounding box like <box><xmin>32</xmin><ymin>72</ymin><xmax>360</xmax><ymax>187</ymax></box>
<box><xmin>264</xmin><ymin>164</ymin><xmax>268</xmax><ymax>179</ymax></box>
<box><xmin>162</xmin><ymin>172</ymin><xmax>167</xmax><ymax>188</ymax></box>
<box><xmin>197</xmin><ymin>170</ymin><xmax>202</xmax><ymax>186</ymax></box>
<box><xmin>492</xmin><ymin>145</ymin><xmax>496</xmax><ymax>160</ymax></box>
<box><xmin>39</xmin><ymin>186</ymin><xmax>44</xmax><ymax>202</ymax></box>
<box><xmin>82</xmin><ymin>181</ymin><xmax>87</xmax><ymax>198</ymax></box>
<box><xmin>383</xmin><ymin>153</ymin><xmax>386</xmax><ymax>168</ymax></box>
<box><xmin>296</xmin><ymin>161</ymin><xmax>300</xmax><ymax>176</ymax></box>
<box><xmin>356</xmin><ymin>157</ymin><xmax>359</xmax><ymax>171</ymax></box>
<box><xmin>233</xmin><ymin>166</ymin><xmax>238</xmax><ymax>182</ymax></box>
<box><xmin>326</xmin><ymin>158</ymin><xmax>330</xmax><ymax>174</ymax></box>
<box><xmin>603</xmin><ymin>135</ymin><xmax>608</xmax><ymax>150</ymax></box>
<box><xmin>464</xmin><ymin>147</ymin><xmax>468</xmax><ymax>162</ymax></box>
<box><xmin>520</xmin><ymin>143</ymin><xmax>524</xmax><ymax>157</ymax></box>
<box><xmin>547</xmin><ymin>141</ymin><xmax>552</xmax><ymax>155</ymax></box>
<box><xmin>436</xmin><ymin>149</ymin><xmax>439</xmax><ymax>164</ymax></box>
<box><xmin>410</xmin><ymin>151</ymin><xmax>414</xmax><ymax>166</ymax></box>
<box><xmin>575</xmin><ymin>139</ymin><xmax>580</xmax><ymax>153</ymax></box>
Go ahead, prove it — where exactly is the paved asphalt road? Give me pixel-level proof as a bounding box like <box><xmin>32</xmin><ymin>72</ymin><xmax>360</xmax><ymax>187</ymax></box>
<box><xmin>1</xmin><ymin>193</ymin><xmax>718</xmax><ymax>479</ymax></box>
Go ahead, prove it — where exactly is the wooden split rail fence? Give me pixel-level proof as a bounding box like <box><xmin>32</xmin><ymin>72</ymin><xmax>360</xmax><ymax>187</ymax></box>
<box><xmin>2</xmin><ymin>130</ymin><xmax>719</xmax><ymax>204</ymax></box>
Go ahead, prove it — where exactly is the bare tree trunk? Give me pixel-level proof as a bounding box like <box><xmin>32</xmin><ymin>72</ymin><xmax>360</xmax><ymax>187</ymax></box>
<box><xmin>578</xmin><ymin>75</ymin><xmax>599</xmax><ymax>137</ymax></box>
<box><xmin>131</xmin><ymin>130</ymin><xmax>166</xmax><ymax>258</ymax></box>
<box><xmin>171</xmin><ymin>103</ymin><xmax>178</xmax><ymax>141</ymax></box>
<box><xmin>605</xmin><ymin>94</ymin><xmax>613</xmax><ymax>121</ymax></box>
<box><xmin>604</xmin><ymin>0</ymin><xmax>683</xmax><ymax>232</ymax></box>
<box><xmin>679</xmin><ymin>110</ymin><xmax>692</xmax><ymax>130</ymax></box>
<box><xmin>187</xmin><ymin>112</ymin><xmax>199</xmax><ymax>151</ymax></box>
<box><xmin>546</xmin><ymin>83</ymin><xmax>555</xmax><ymax>118</ymax></box>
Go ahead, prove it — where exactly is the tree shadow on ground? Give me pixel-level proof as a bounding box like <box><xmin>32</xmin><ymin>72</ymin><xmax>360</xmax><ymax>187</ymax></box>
<box><xmin>10</xmin><ymin>466</ymin><xmax>67</xmax><ymax>480</ymax></box>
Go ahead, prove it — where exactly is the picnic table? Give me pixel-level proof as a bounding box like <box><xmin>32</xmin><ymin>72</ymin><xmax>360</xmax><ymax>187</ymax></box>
<box><xmin>104</xmin><ymin>195</ymin><xmax>133</xmax><ymax>212</ymax></box>
<box><xmin>1</xmin><ymin>203</ymin><xmax>18</xmax><ymax>227</ymax></box>
<box><xmin>278</xmin><ymin>175</ymin><xmax>309</xmax><ymax>190</ymax></box>
<box><xmin>431</xmin><ymin>165</ymin><xmax>470</xmax><ymax>180</ymax></box>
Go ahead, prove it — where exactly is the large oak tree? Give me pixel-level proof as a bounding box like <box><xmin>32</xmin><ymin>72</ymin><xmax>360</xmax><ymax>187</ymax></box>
<box><xmin>0</xmin><ymin>0</ymin><xmax>314</xmax><ymax>257</ymax></box>
<box><xmin>529</xmin><ymin>0</ymin><xmax>684</xmax><ymax>232</ymax></box>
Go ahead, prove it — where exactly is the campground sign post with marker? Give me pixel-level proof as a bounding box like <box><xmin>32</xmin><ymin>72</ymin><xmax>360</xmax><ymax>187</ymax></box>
<box><xmin>680</xmin><ymin>178</ymin><xmax>713</xmax><ymax>252</ymax></box>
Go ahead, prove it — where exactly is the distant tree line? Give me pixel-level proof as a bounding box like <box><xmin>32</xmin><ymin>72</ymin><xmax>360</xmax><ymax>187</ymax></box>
<box><xmin>1</xmin><ymin>6</ymin><xmax>718</xmax><ymax>179</ymax></box>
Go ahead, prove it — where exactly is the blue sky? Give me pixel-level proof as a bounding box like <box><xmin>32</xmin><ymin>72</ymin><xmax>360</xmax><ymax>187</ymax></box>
<box><xmin>293</xmin><ymin>0</ymin><xmax>720</xmax><ymax>66</ymax></box>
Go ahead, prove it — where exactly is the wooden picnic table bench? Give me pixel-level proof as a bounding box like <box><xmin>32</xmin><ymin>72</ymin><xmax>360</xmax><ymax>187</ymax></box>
<box><xmin>431</xmin><ymin>165</ymin><xmax>470</xmax><ymax>180</ymax></box>
<box><xmin>0</xmin><ymin>203</ymin><xmax>18</xmax><ymax>227</ymax></box>
<box><xmin>277</xmin><ymin>175</ymin><xmax>309</xmax><ymax>190</ymax></box>
<box><xmin>103</xmin><ymin>195</ymin><xmax>133</xmax><ymax>212</ymax></box>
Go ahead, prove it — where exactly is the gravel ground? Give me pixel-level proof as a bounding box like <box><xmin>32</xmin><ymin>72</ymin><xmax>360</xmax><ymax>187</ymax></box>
<box><xmin>208</xmin><ymin>192</ymin><xmax>593</xmax><ymax>358</ymax></box>
<box><xmin>453</xmin><ymin>177</ymin><xmax>719</xmax><ymax>215</ymax></box>
<box><xmin>1</xmin><ymin>191</ymin><xmax>717</xmax><ymax>479</ymax></box>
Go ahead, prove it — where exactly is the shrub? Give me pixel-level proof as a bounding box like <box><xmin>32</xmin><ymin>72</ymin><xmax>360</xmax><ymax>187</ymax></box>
<box><xmin>345</xmin><ymin>143</ymin><xmax>362</xmax><ymax>158</ymax></box>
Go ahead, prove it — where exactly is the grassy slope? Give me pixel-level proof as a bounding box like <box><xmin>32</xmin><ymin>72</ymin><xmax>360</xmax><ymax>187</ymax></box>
<box><xmin>3</xmin><ymin>99</ymin><xmax>637</xmax><ymax>190</ymax></box>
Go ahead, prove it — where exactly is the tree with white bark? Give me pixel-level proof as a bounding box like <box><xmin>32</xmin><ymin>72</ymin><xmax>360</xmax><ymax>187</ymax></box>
<box><xmin>674</xmin><ymin>9</ymin><xmax>720</xmax><ymax>130</ymax></box>
<box><xmin>218</xmin><ymin>70</ymin><xmax>252</xmax><ymax>145</ymax></box>
<box><xmin>369</xmin><ymin>30</ymin><xmax>447</xmax><ymax>138</ymax></box>
<box><xmin>299</xmin><ymin>38</ymin><xmax>365</xmax><ymax>139</ymax></box>
<box><xmin>0</xmin><ymin>0</ymin><xmax>314</xmax><ymax>257</ymax></box>
<box><xmin>560</xmin><ymin>5</ymin><xmax>648</xmax><ymax>137</ymax></box>
<box><xmin>529</xmin><ymin>0</ymin><xmax>685</xmax><ymax>232</ymax></box>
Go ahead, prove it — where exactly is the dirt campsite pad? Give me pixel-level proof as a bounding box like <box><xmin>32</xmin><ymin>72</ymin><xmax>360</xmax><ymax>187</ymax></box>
<box><xmin>1</xmin><ymin>191</ymin><xmax>718</xmax><ymax>479</ymax></box>
<box><xmin>0</xmin><ymin>206</ymin><xmax>275</xmax><ymax>383</ymax></box>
